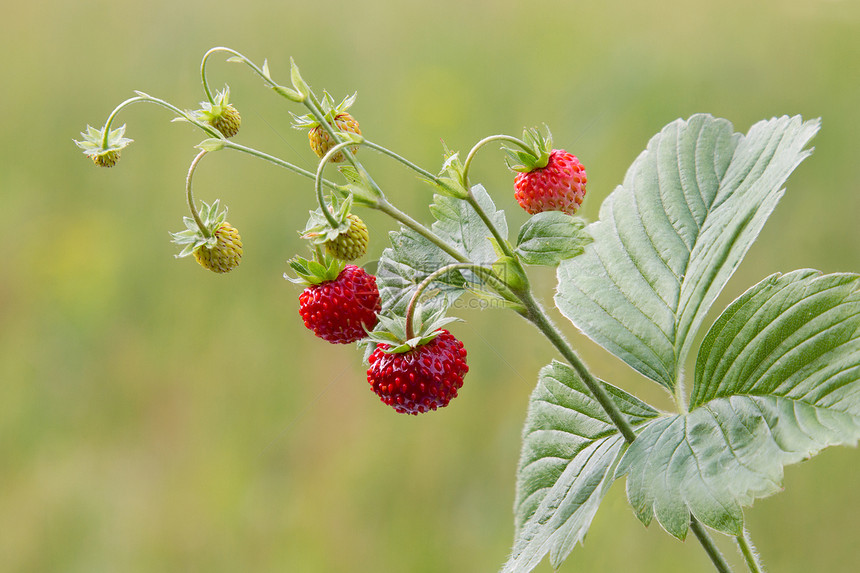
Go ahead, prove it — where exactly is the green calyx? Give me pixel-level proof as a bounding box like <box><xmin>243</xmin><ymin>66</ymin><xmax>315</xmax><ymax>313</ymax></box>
<box><xmin>290</xmin><ymin>90</ymin><xmax>357</xmax><ymax>130</ymax></box>
<box><xmin>194</xmin><ymin>87</ymin><xmax>241</xmax><ymax>137</ymax></box>
<box><xmin>503</xmin><ymin>126</ymin><xmax>553</xmax><ymax>173</ymax></box>
<box><xmin>366</xmin><ymin>309</ymin><xmax>461</xmax><ymax>354</ymax></box>
<box><xmin>301</xmin><ymin>194</ymin><xmax>368</xmax><ymax>260</ymax></box>
<box><xmin>170</xmin><ymin>199</ymin><xmax>230</xmax><ymax>257</ymax></box>
<box><xmin>426</xmin><ymin>145</ymin><xmax>470</xmax><ymax>199</ymax></box>
<box><xmin>284</xmin><ymin>253</ymin><xmax>346</xmax><ymax>286</ymax></box>
<box><xmin>74</xmin><ymin>124</ymin><xmax>134</xmax><ymax>166</ymax></box>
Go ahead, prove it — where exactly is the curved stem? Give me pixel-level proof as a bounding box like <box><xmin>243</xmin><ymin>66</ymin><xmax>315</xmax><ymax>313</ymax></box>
<box><xmin>220</xmin><ymin>140</ymin><xmax>344</xmax><ymax>192</ymax></box>
<box><xmin>735</xmin><ymin>528</ymin><xmax>765</xmax><ymax>573</ymax></box>
<box><xmin>405</xmin><ymin>263</ymin><xmax>493</xmax><ymax>339</ymax></box>
<box><xmin>691</xmin><ymin>519</ymin><xmax>734</xmax><ymax>573</ymax></box>
<box><xmin>315</xmin><ymin>141</ymin><xmax>358</xmax><ymax>228</ymax></box>
<box><xmin>185</xmin><ymin>150</ymin><xmax>210</xmax><ymax>237</ymax></box>
<box><xmin>200</xmin><ymin>46</ymin><xmax>299</xmax><ymax>102</ymax></box>
<box><xmin>462</xmin><ymin>134</ymin><xmax>531</xmax><ymax>191</ymax></box>
<box><xmin>102</xmin><ymin>94</ymin><xmax>223</xmax><ymax>146</ymax></box>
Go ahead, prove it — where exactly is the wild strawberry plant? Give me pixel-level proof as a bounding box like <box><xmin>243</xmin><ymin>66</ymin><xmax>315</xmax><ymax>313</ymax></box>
<box><xmin>76</xmin><ymin>47</ymin><xmax>860</xmax><ymax>573</ymax></box>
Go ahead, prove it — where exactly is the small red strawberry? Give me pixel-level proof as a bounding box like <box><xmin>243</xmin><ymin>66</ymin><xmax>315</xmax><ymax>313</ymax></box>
<box><xmin>506</xmin><ymin>127</ymin><xmax>587</xmax><ymax>215</ymax></box>
<box><xmin>367</xmin><ymin>329</ymin><xmax>468</xmax><ymax>415</ymax></box>
<box><xmin>363</xmin><ymin>310</ymin><xmax>468</xmax><ymax>415</ymax></box>
<box><xmin>287</xmin><ymin>256</ymin><xmax>380</xmax><ymax>344</ymax></box>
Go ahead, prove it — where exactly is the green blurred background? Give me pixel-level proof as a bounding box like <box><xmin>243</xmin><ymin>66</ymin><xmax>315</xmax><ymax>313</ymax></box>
<box><xmin>2</xmin><ymin>0</ymin><xmax>858</xmax><ymax>571</ymax></box>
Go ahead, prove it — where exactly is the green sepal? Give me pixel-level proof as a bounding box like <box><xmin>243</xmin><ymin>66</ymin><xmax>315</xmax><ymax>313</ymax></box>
<box><xmin>170</xmin><ymin>199</ymin><xmax>230</xmax><ymax>257</ymax></box>
<box><xmin>300</xmin><ymin>194</ymin><xmax>354</xmax><ymax>245</ymax></box>
<box><xmin>493</xmin><ymin>256</ymin><xmax>530</xmax><ymax>295</ymax></box>
<box><xmin>284</xmin><ymin>253</ymin><xmax>346</xmax><ymax>286</ymax></box>
<box><xmin>424</xmin><ymin>146</ymin><xmax>469</xmax><ymax>199</ymax></box>
<box><xmin>290</xmin><ymin>90</ymin><xmax>356</xmax><ymax>129</ymax></box>
<box><xmin>191</xmin><ymin>86</ymin><xmax>234</xmax><ymax>123</ymax></box>
<box><xmin>196</xmin><ymin>138</ymin><xmax>226</xmax><ymax>152</ymax></box>
<box><xmin>289</xmin><ymin>57</ymin><xmax>310</xmax><ymax>99</ymax></box>
<box><xmin>366</xmin><ymin>308</ymin><xmax>461</xmax><ymax>354</ymax></box>
<box><xmin>74</xmin><ymin>123</ymin><xmax>133</xmax><ymax>158</ymax></box>
<box><xmin>503</xmin><ymin>126</ymin><xmax>553</xmax><ymax>172</ymax></box>
<box><xmin>338</xmin><ymin>166</ymin><xmax>382</xmax><ymax>207</ymax></box>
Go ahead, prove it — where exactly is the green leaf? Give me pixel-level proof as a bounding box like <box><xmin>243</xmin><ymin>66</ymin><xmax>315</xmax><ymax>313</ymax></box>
<box><xmin>515</xmin><ymin>212</ymin><xmax>591</xmax><ymax>266</ymax></box>
<box><xmin>555</xmin><ymin>114</ymin><xmax>820</xmax><ymax>391</ymax></box>
<box><xmin>196</xmin><ymin>138</ymin><xmax>226</xmax><ymax>152</ymax></box>
<box><xmin>504</xmin><ymin>361</ymin><xmax>658</xmax><ymax>572</ymax></box>
<box><xmin>616</xmin><ymin>270</ymin><xmax>860</xmax><ymax>539</ymax></box>
<box><xmin>375</xmin><ymin>184</ymin><xmax>508</xmax><ymax>315</ymax></box>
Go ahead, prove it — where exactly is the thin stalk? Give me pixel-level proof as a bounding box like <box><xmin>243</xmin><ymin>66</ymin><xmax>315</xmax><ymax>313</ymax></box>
<box><xmin>464</xmin><ymin>190</ymin><xmax>519</xmax><ymax>261</ymax></box>
<box><xmin>462</xmin><ymin>134</ymin><xmax>532</xmax><ymax>190</ymax></box>
<box><xmin>315</xmin><ymin>141</ymin><xmax>359</xmax><ymax>228</ymax></box>
<box><xmin>220</xmin><ymin>140</ymin><xmax>344</xmax><ymax>191</ymax></box>
<box><xmin>200</xmin><ymin>47</ymin><xmax>303</xmax><ymax>103</ymax></box>
<box><xmin>102</xmin><ymin>95</ymin><xmax>222</xmax><ymax>146</ymax></box>
<box><xmin>362</xmin><ymin>139</ymin><xmax>441</xmax><ymax>182</ymax></box>
<box><xmin>185</xmin><ymin>150</ymin><xmax>210</xmax><ymax>237</ymax></box>
<box><xmin>375</xmin><ymin>199</ymin><xmax>467</xmax><ymax>263</ymax></box>
<box><xmin>405</xmin><ymin>263</ymin><xmax>492</xmax><ymax>339</ymax></box>
<box><xmin>518</xmin><ymin>289</ymin><xmax>639</xmax><ymax>443</ymax></box>
<box><xmin>736</xmin><ymin>528</ymin><xmax>765</xmax><ymax>573</ymax></box>
<box><xmin>691</xmin><ymin>519</ymin><xmax>734</xmax><ymax>573</ymax></box>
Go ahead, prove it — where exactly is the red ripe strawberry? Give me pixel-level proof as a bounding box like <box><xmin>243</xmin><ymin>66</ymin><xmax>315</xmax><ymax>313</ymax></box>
<box><xmin>296</xmin><ymin>263</ymin><xmax>380</xmax><ymax>344</ymax></box>
<box><xmin>367</xmin><ymin>330</ymin><xmax>468</xmax><ymax>415</ymax></box>
<box><xmin>506</xmin><ymin>127</ymin><xmax>587</xmax><ymax>215</ymax></box>
<box><xmin>514</xmin><ymin>149</ymin><xmax>587</xmax><ymax>215</ymax></box>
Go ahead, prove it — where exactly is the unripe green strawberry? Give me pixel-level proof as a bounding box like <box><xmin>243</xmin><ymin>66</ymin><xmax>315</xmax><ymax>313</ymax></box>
<box><xmin>292</xmin><ymin>92</ymin><xmax>361</xmax><ymax>163</ymax></box>
<box><xmin>193</xmin><ymin>222</ymin><xmax>243</xmax><ymax>273</ymax></box>
<box><xmin>92</xmin><ymin>149</ymin><xmax>121</xmax><ymax>168</ymax></box>
<box><xmin>309</xmin><ymin>112</ymin><xmax>361</xmax><ymax>163</ymax></box>
<box><xmin>171</xmin><ymin>200</ymin><xmax>243</xmax><ymax>274</ymax></box>
<box><xmin>74</xmin><ymin>124</ymin><xmax>133</xmax><ymax>168</ymax></box>
<box><xmin>325</xmin><ymin>213</ymin><xmax>369</xmax><ymax>261</ymax></box>
<box><xmin>209</xmin><ymin>104</ymin><xmax>241</xmax><ymax>138</ymax></box>
<box><xmin>195</xmin><ymin>87</ymin><xmax>241</xmax><ymax>138</ymax></box>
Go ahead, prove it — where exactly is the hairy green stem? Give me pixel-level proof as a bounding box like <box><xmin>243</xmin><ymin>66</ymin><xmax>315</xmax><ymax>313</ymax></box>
<box><xmin>185</xmin><ymin>150</ymin><xmax>210</xmax><ymax>237</ymax></box>
<box><xmin>736</xmin><ymin>528</ymin><xmax>765</xmax><ymax>573</ymax></box>
<box><xmin>462</xmin><ymin>134</ymin><xmax>531</xmax><ymax>190</ymax></box>
<box><xmin>362</xmin><ymin>139</ymin><xmax>441</xmax><ymax>182</ymax></box>
<box><xmin>455</xmin><ymin>177</ymin><xmax>736</xmax><ymax>573</ymax></box>
<box><xmin>691</xmin><ymin>519</ymin><xmax>735</xmax><ymax>573</ymax></box>
<box><xmin>518</xmin><ymin>289</ymin><xmax>640</xmax><ymax>443</ymax></box>
<box><xmin>200</xmin><ymin>47</ymin><xmax>303</xmax><ymax>104</ymax></box>
<box><xmin>404</xmin><ymin>263</ymin><xmax>491</xmax><ymax>339</ymax></box>
<box><xmin>375</xmin><ymin>199</ymin><xmax>467</xmax><ymax>263</ymax></box>
<box><xmin>314</xmin><ymin>140</ymin><xmax>359</xmax><ymax>228</ymax></box>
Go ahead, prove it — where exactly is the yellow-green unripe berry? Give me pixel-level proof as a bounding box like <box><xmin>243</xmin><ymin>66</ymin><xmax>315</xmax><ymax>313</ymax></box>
<box><xmin>92</xmin><ymin>149</ymin><xmax>121</xmax><ymax>168</ymax></box>
<box><xmin>325</xmin><ymin>214</ymin><xmax>369</xmax><ymax>261</ymax></box>
<box><xmin>209</xmin><ymin>105</ymin><xmax>242</xmax><ymax>138</ymax></box>
<box><xmin>193</xmin><ymin>222</ymin><xmax>243</xmax><ymax>273</ymax></box>
<box><xmin>309</xmin><ymin>113</ymin><xmax>361</xmax><ymax>163</ymax></box>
